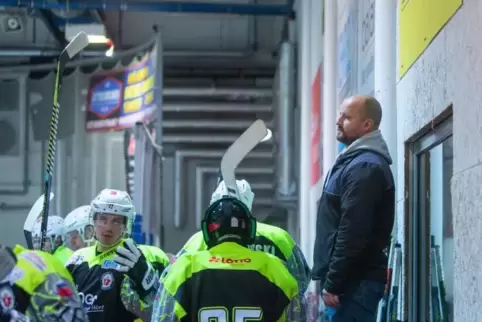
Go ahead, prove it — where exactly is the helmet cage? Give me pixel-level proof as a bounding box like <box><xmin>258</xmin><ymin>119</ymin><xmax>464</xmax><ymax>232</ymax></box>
<box><xmin>201</xmin><ymin>196</ymin><xmax>256</xmax><ymax>248</ymax></box>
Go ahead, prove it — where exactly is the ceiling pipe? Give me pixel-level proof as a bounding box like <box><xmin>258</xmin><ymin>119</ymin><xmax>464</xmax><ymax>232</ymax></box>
<box><xmin>195</xmin><ymin>166</ymin><xmax>274</xmax><ymax>229</ymax></box>
<box><xmin>163</xmin><ymin>119</ymin><xmax>274</xmax><ymax>130</ymax></box>
<box><xmin>163</xmin><ymin>103</ymin><xmax>272</xmax><ymax>113</ymax></box>
<box><xmin>163</xmin><ymin>87</ymin><xmax>272</xmax><ymax>98</ymax></box>
<box><xmin>0</xmin><ymin>47</ymin><xmax>275</xmax><ymax>58</ymax></box>
<box><xmin>173</xmin><ymin>149</ymin><xmax>273</xmax><ymax>228</ymax></box>
<box><xmin>1</xmin><ymin>1</ymin><xmax>293</xmax><ymax>16</ymax></box>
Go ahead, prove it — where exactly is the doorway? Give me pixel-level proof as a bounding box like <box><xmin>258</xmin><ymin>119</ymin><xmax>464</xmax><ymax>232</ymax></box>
<box><xmin>406</xmin><ymin>111</ymin><xmax>454</xmax><ymax>322</ymax></box>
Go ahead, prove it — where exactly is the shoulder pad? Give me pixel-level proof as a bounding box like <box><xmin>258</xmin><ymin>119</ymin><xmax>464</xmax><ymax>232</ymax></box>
<box><xmin>18</xmin><ymin>251</ymin><xmax>48</xmax><ymax>271</ymax></box>
<box><xmin>65</xmin><ymin>247</ymin><xmax>91</xmax><ymax>266</ymax></box>
<box><xmin>65</xmin><ymin>253</ymin><xmax>84</xmax><ymax>267</ymax></box>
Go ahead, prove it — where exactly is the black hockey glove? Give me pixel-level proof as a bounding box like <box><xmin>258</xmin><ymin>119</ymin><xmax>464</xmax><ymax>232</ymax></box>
<box><xmin>113</xmin><ymin>239</ymin><xmax>157</xmax><ymax>298</ymax></box>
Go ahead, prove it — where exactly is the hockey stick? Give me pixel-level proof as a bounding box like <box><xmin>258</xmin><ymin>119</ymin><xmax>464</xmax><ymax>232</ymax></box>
<box><xmin>220</xmin><ymin>119</ymin><xmax>269</xmax><ymax>199</ymax></box>
<box><xmin>23</xmin><ymin>193</ymin><xmax>54</xmax><ymax>249</ymax></box>
<box><xmin>39</xmin><ymin>32</ymin><xmax>89</xmax><ymax>251</ymax></box>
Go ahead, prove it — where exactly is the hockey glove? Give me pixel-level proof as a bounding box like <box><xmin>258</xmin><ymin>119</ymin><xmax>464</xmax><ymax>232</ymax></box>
<box><xmin>113</xmin><ymin>239</ymin><xmax>157</xmax><ymax>298</ymax></box>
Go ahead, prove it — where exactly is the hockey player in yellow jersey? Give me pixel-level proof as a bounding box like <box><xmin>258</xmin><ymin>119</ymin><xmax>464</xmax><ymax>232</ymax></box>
<box><xmin>66</xmin><ymin>188</ymin><xmax>165</xmax><ymax>322</ymax></box>
<box><xmin>0</xmin><ymin>244</ymin><xmax>87</xmax><ymax>321</ymax></box>
<box><xmin>32</xmin><ymin>215</ymin><xmax>73</xmax><ymax>265</ymax></box>
<box><xmin>64</xmin><ymin>205</ymin><xmax>96</xmax><ymax>251</ymax></box>
<box><xmin>178</xmin><ymin>179</ymin><xmax>311</xmax><ymax>292</ymax></box>
<box><xmin>152</xmin><ymin>195</ymin><xmax>303</xmax><ymax>322</ymax></box>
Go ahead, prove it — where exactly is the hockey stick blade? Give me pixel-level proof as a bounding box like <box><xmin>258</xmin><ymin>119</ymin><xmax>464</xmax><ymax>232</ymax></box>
<box><xmin>220</xmin><ymin>119</ymin><xmax>268</xmax><ymax>199</ymax></box>
<box><xmin>62</xmin><ymin>31</ymin><xmax>89</xmax><ymax>60</ymax></box>
<box><xmin>24</xmin><ymin>193</ymin><xmax>54</xmax><ymax>249</ymax></box>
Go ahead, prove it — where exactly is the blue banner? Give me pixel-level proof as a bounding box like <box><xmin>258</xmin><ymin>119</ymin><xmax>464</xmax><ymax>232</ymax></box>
<box><xmin>86</xmin><ymin>57</ymin><xmax>156</xmax><ymax>132</ymax></box>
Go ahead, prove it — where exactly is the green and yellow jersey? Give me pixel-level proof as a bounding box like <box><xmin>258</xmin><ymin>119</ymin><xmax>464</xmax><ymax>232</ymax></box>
<box><xmin>0</xmin><ymin>245</ymin><xmax>86</xmax><ymax>322</ymax></box>
<box><xmin>152</xmin><ymin>242</ymin><xmax>300</xmax><ymax>321</ymax></box>
<box><xmin>65</xmin><ymin>239</ymin><xmax>161</xmax><ymax>322</ymax></box>
<box><xmin>178</xmin><ymin>222</ymin><xmax>311</xmax><ymax>292</ymax></box>
<box><xmin>138</xmin><ymin>245</ymin><xmax>170</xmax><ymax>273</ymax></box>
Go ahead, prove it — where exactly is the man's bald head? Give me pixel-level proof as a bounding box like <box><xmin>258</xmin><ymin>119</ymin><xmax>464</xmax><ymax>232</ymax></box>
<box><xmin>360</xmin><ymin>96</ymin><xmax>382</xmax><ymax>129</ymax></box>
<box><xmin>336</xmin><ymin>95</ymin><xmax>383</xmax><ymax>145</ymax></box>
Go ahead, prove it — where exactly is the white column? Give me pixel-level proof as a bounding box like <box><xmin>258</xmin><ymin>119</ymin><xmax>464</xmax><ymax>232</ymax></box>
<box><xmin>309</xmin><ymin>0</ymin><xmax>323</xmax><ymax>269</ymax></box>
<box><xmin>323</xmin><ymin>0</ymin><xmax>338</xmax><ymax>176</ymax></box>
<box><xmin>374</xmin><ymin>0</ymin><xmax>397</xmax><ymax>184</ymax></box>
<box><xmin>297</xmin><ymin>0</ymin><xmax>312</xmax><ymax>264</ymax></box>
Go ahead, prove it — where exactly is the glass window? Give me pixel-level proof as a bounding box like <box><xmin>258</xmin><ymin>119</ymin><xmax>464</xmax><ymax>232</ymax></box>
<box><xmin>428</xmin><ymin>137</ymin><xmax>453</xmax><ymax>321</ymax></box>
<box><xmin>407</xmin><ymin>115</ymin><xmax>453</xmax><ymax>322</ymax></box>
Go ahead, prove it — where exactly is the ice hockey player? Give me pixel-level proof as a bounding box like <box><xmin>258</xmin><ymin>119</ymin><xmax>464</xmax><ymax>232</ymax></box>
<box><xmin>0</xmin><ymin>243</ymin><xmax>87</xmax><ymax>321</ymax></box>
<box><xmin>178</xmin><ymin>179</ymin><xmax>311</xmax><ymax>293</ymax></box>
<box><xmin>151</xmin><ymin>194</ymin><xmax>302</xmax><ymax>321</ymax></box>
<box><xmin>66</xmin><ymin>188</ymin><xmax>160</xmax><ymax>322</ymax></box>
<box><xmin>32</xmin><ymin>215</ymin><xmax>73</xmax><ymax>265</ymax></box>
<box><xmin>64</xmin><ymin>205</ymin><xmax>95</xmax><ymax>251</ymax></box>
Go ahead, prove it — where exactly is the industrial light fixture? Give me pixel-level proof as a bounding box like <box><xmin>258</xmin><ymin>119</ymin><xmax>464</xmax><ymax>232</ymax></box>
<box><xmin>85</xmin><ymin>35</ymin><xmax>114</xmax><ymax>57</ymax></box>
<box><xmin>65</xmin><ymin>24</ymin><xmax>114</xmax><ymax>57</ymax></box>
<box><xmin>105</xmin><ymin>39</ymin><xmax>114</xmax><ymax>57</ymax></box>
<box><xmin>86</xmin><ymin>34</ymin><xmax>110</xmax><ymax>44</ymax></box>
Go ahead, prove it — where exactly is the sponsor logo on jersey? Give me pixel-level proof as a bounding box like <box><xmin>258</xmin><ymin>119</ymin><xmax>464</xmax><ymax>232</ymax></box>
<box><xmin>208</xmin><ymin>256</ymin><xmax>251</xmax><ymax>264</ymax></box>
<box><xmin>0</xmin><ymin>287</ymin><xmax>14</xmax><ymax>310</ymax></box>
<box><xmin>78</xmin><ymin>292</ymin><xmax>104</xmax><ymax>313</ymax></box>
<box><xmin>101</xmin><ymin>272</ymin><xmax>114</xmax><ymax>290</ymax></box>
<box><xmin>19</xmin><ymin>252</ymin><xmax>46</xmax><ymax>271</ymax></box>
<box><xmin>101</xmin><ymin>260</ymin><xmax>119</xmax><ymax>270</ymax></box>
<box><xmin>66</xmin><ymin>254</ymin><xmax>84</xmax><ymax>266</ymax></box>
<box><xmin>98</xmin><ymin>248</ymin><xmax>117</xmax><ymax>260</ymax></box>
<box><xmin>248</xmin><ymin>244</ymin><xmax>276</xmax><ymax>255</ymax></box>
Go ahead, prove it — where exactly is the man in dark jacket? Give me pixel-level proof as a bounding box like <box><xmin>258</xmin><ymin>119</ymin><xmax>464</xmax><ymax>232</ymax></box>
<box><xmin>313</xmin><ymin>95</ymin><xmax>395</xmax><ymax>321</ymax></box>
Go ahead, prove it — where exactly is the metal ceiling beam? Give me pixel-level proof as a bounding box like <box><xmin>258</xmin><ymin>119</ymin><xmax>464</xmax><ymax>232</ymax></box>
<box><xmin>1</xmin><ymin>1</ymin><xmax>294</xmax><ymax>16</ymax></box>
<box><xmin>37</xmin><ymin>9</ymin><xmax>67</xmax><ymax>47</ymax></box>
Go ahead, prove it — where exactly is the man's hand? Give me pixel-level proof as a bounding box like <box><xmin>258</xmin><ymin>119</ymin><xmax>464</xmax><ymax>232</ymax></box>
<box><xmin>322</xmin><ymin>289</ymin><xmax>340</xmax><ymax>308</ymax></box>
<box><xmin>113</xmin><ymin>239</ymin><xmax>157</xmax><ymax>296</ymax></box>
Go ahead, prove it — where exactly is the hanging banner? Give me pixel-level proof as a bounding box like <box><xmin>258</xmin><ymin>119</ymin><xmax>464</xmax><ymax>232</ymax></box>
<box><xmin>85</xmin><ymin>56</ymin><xmax>157</xmax><ymax>132</ymax></box>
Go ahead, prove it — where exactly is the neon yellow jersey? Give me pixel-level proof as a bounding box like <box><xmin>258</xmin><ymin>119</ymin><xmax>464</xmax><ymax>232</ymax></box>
<box><xmin>178</xmin><ymin>222</ymin><xmax>311</xmax><ymax>292</ymax></box>
<box><xmin>138</xmin><ymin>244</ymin><xmax>170</xmax><ymax>272</ymax></box>
<box><xmin>1</xmin><ymin>245</ymin><xmax>87</xmax><ymax>321</ymax></box>
<box><xmin>53</xmin><ymin>245</ymin><xmax>74</xmax><ymax>265</ymax></box>
<box><xmin>152</xmin><ymin>242</ymin><xmax>300</xmax><ymax>322</ymax></box>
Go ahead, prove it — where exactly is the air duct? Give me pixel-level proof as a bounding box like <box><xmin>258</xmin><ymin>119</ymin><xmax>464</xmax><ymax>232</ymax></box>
<box><xmin>163</xmin><ymin>120</ymin><xmax>274</xmax><ymax>130</ymax></box>
<box><xmin>275</xmin><ymin>41</ymin><xmax>296</xmax><ymax>198</ymax></box>
<box><xmin>163</xmin><ymin>87</ymin><xmax>272</xmax><ymax>98</ymax></box>
<box><xmin>162</xmin><ymin>103</ymin><xmax>272</xmax><ymax>113</ymax></box>
<box><xmin>2</xmin><ymin>1</ymin><xmax>292</xmax><ymax>16</ymax></box>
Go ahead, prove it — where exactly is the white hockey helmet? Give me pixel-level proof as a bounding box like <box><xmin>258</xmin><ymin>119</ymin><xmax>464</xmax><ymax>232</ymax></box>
<box><xmin>90</xmin><ymin>189</ymin><xmax>135</xmax><ymax>235</ymax></box>
<box><xmin>32</xmin><ymin>215</ymin><xmax>65</xmax><ymax>251</ymax></box>
<box><xmin>64</xmin><ymin>205</ymin><xmax>94</xmax><ymax>244</ymax></box>
<box><xmin>210</xmin><ymin>179</ymin><xmax>255</xmax><ymax>211</ymax></box>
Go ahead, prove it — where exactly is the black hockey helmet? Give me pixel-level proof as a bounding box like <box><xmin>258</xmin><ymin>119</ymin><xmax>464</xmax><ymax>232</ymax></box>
<box><xmin>201</xmin><ymin>196</ymin><xmax>256</xmax><ymax>248</ymax></box>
